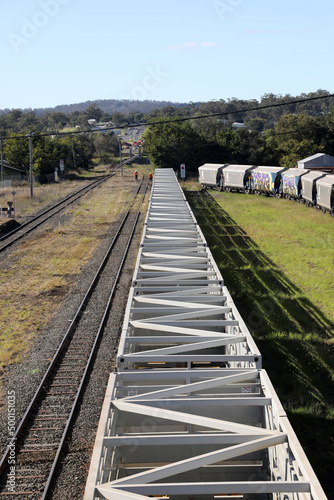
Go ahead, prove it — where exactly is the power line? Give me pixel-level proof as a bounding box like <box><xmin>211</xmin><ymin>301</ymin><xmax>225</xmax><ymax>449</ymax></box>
<box><xmin>1</xmin><ymin>92</ymin><xmax>334</xmax><ymax>141</ymax></box>
<box><xmin>142</xmin><ymin>93</ymin><xmax>334</xmax><ymax>127</ymax></box>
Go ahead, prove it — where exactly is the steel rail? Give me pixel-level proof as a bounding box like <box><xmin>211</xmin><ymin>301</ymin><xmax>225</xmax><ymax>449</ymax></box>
<box><xmin>0</xmin><ymin>175</ymin><xmax>110</xmax><ymax>242</ymax></box>
<box><xmin>41</xmin><ymin>181</ymin><xmax>149</xmax><ymax>499</ymax></box>
<box><xmin>0</xmin><ymin>155</ymin><xmax>141</xmax><ymax>250</ymax></box>
<box><xmin>0</xmin><ymin>175</ymin><xmax>110</xmax><ymax>252</ymax></box>
<box><xmin>0</xmin><ymin>180</ymin><xmax>146</xmax><ymax>482</ymax></box>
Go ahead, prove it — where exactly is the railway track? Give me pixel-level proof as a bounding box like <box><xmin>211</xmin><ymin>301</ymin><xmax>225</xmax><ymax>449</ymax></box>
<box><xmin>0</xmin><ymin>179</ymin><xmax>149</xmax><ymax>499</ymax></box>
<box><xmin>0</xmin><ymin>174</ymin><xmax>111</xmax><ymax>253</ymax></box>
<box><xmin>84</xmin><ymin>169</ymin><xmax>327</xmax><ymax>500</ymax></box>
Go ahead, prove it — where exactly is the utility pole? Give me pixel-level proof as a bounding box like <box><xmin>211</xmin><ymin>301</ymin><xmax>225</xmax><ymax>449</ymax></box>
<box><xmin>72</xmin><ymin>141</ymin><xmax>76</xmax><ymax>170</ymax></box>
<box><xmin>28</xmin><ymin>133</ymin><xmax>34</xmax><ymax>198</ymax></box>
<box><xmin>119</xmin><ymin>139</ymin><xmax>123</xmax><ymax>177</ymax></box>
<box><xmin>0</xmin><ymin>137</ymin><xmax>4</xmax><ymax>188</ymax></box>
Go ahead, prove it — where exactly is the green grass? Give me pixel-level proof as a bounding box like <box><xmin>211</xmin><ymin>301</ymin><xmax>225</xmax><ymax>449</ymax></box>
<box><xmin>211</xmin><ymin>191</ymin><xmax>334</xmax><ymax>320</ymax></box>
<box><xmin>184</xmin><ymin>186</ymin><xmax>334</xmax><ymax>497</ymax></box>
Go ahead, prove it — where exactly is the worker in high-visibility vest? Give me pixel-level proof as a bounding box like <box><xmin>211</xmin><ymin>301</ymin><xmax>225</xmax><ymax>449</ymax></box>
<box><xmin>148</xmin><ymin>172</ymin><xmax>153</xmax><ymax>181</ymax></box>
<box><xmin>134</xmin><ymin>170</ymin><xmax>138</xmax><ymax>181</ymax></box>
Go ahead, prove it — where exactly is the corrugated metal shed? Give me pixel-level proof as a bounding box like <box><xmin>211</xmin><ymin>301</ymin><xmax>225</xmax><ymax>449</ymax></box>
<box><xmin>298</xmin><ymin>153</ymin><xmax>334</xmax><ymax>170</ymax></box>
<box><xmin>1</xmin><ymin>161</ymin><xmax>25</xmax><ymax>180</ymax></box>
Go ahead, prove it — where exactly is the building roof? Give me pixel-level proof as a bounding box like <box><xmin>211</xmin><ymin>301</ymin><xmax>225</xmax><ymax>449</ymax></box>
<box><xmin>2</xmin><ymin>161</ymin><xmax>25</xmax><ymax>173</ymax></box>
<box><xmin>301</xmin><ymin>153</ymin><xmax>327</xmax><ymax>162</ymax></box>
<box><xmin>298</xmin><ymin>153</ymin><xmax>334</xmax><ymax>168</ymax></box>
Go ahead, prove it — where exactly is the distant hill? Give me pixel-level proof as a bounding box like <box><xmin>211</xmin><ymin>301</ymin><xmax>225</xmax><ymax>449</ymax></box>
<box><xmin>0</xmin><ymin>99</ymin><xmax>190</xmax><ymax>116</ymax></box>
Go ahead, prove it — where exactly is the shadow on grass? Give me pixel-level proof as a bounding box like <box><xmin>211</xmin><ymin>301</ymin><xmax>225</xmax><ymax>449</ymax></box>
<box><xmin>185</xmin><ymin>189</ymin><xmax>334</xmax><ymax>497</ymax></box>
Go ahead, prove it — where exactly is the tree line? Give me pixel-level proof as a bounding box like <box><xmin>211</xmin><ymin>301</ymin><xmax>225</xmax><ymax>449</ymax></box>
<box><xmin>1</xmin><ymin>90</ymin><xmax>334</xmax><ymax>135</ymax></box>
<box><xmin>2</xmin><ymin>130</ymin><xmax>119</xmax><ymax>181</ymax></box>
<box><xmin>143</xmin><ymin>110</ymin><xmax>334</xmax><ymax>172</ymax></box>
<box><xmin>2</xmin><ymin>90</ymin><xmax>334</xmax><ymax>178</ymax></box>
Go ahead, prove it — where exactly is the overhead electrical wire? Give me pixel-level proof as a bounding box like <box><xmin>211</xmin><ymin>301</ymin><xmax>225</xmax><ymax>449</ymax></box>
<box><xmin>1</xmin><ymin>92</ymin><xmax>334</xmax><ymax>141</ymax></box>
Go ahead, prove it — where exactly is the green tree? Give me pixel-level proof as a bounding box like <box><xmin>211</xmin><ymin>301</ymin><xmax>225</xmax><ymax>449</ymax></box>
<box><xmin>55</xmin><ymin>134</ymin><xmax>95</xmax><ymax>171</ymax></box>
<box><xmin>84</xmin><ymin>103</ymin><xmax>103</xmax><ymax>122</ymax></box>
<box><xmin>3</xmin><ymin>134</ymin><xmax>30</xmax><ymax>173</ymax></box>
<box><xmin>264</xmin><ymin>114</ymin><xmax>325</xmax><ymax>168</ymax></box>
<box><xmin>143</xmin><ymin>120</ymin><xmax>207</xmax><ymax>172</ymax></box>
<box><xmin>93</xmin><ymin>132</ymin><xmax>118</xmax><ymax>158</ymax></box>
<box><xmin>3</xmin><ymin>132</ymin><xmax>95</xmax><ymax>178</ymax></box>
<box><xmin>215</xmin><ymin>128</ymin><xmax>263</xmax><ymax>164</ymax></box>
<box><xmin>40</xmin><ymin>111</ymin><xmax>69</xmax><ymax>131</ymax></box>
<box><xmin>246</xmin><ymin>117</ymin><xmax>267</xmax><ymax>133</ymax></box>
<box><xmin>112</xmin><ymin>112</ymin><xmax>127</xmax><ymax>126</ymax></box>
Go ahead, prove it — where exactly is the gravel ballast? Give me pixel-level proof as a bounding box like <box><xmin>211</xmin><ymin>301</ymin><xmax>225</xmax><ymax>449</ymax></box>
<box><xmin>0</xmin><ymin>175</ymin><xmax>148</xmax><ymax>499</ymax></box>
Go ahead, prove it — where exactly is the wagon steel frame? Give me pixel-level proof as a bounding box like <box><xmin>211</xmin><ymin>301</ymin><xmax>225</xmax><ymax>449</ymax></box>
<box><xmin>84</xmin><ymin>169</ymin><xmax>327</xmax><ymax>500</ymax></box>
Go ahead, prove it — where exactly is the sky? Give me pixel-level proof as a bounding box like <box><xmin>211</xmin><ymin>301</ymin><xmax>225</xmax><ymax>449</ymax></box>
<box><xmin>1</xmin><ymin>0</ymin><xmax>334</xmax><ymax>110</ymax></box>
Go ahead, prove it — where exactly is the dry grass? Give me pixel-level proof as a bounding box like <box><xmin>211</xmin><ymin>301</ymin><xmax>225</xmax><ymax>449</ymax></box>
<box><xmin>0</xmin><ymin>179</ymin><xmax>87</xmax><ymax>221</ymax></box>
<box><xmin>0</xmin><ymin>169</ymin><xmax>136</xmax><ymax>375</ymax></box>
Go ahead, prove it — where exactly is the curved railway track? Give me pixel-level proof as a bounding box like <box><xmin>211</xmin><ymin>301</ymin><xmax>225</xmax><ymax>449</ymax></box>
<box><xmin>0</xmin><ymin>174</ymin><xmax>111</xmax><ymax>253</ymax></box>
<box><xmin>0</xmin><ymin>179</ymin><xmax>149</xmax><ymax>499</ymax></box>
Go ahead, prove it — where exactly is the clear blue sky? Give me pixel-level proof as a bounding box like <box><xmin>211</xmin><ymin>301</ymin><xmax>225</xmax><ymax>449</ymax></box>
<box><xmin>1</xmin><ymin>0</ymin><xmax>333</xmax><ymax>110</ymax></box>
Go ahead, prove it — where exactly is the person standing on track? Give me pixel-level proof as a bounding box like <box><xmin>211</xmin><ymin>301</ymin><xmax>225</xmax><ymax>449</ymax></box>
<box><xmin>134</xmin><ymin>170</ymin><xmax>138</xmax><ymax>181</ymax></box>
<box><xmin>148</xmin><ymin>172</ymin><xmax>153</xmax><ymax>182</ymax></box>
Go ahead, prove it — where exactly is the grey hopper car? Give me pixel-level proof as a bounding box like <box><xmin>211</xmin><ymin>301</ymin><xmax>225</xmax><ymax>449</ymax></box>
<box><xmin>301</xmin><ymin>171</ymin><xmax>326</xmax><ymax>205</ymax></box>
<box><xmin>198</xmin><ymin>161</ymin><xmax>334</xmax><ymax>215</ymax></box>
<box><xmin>251</xmin><ymin>166</ymin><xmax>288</xmax><ymax>195</ymax></box>
<box><xmin>315</xmin><ymin>174</ymin><xmax>334</xmax><ymax>213</ymax></box>
<box><xmin>221</xmin><ymin>165</ymin><xmax>255</xmax><ymax>193</ymax></box>
<box><xmin>198</xmin><ymin>163</ymin><xmax>229</xmax><ymax>190</ymax></box>
<box><xmin>281</xmin><ymin>168</ymin><xmax>309</xmax><ymax>199</ymax></box>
